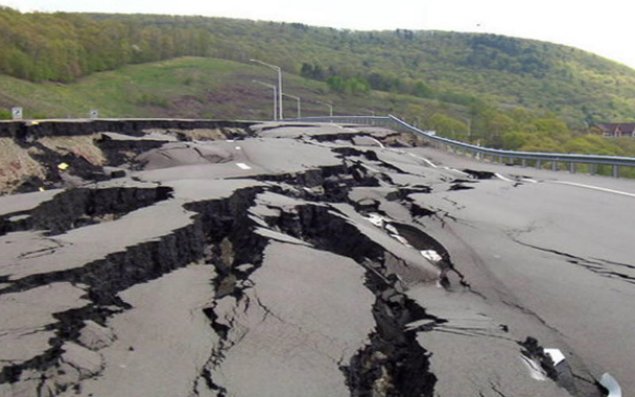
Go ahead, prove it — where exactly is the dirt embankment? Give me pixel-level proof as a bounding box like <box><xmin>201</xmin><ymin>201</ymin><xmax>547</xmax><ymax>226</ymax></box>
<box><xmin>0</xmin><ymin>120</ymin><xmax>254</xmax><ymax>194</ymax></box>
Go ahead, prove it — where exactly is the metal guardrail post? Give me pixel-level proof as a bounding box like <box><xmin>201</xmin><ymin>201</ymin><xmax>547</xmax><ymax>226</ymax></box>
<box><xmin>613</xmin><ymin>165</ymin><xmax>620</xmax><ymax>178</ymax></box>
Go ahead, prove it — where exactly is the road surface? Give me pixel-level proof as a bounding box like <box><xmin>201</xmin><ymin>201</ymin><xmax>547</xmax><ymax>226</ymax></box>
<box><xmin>0</xmin><ymin>120</ymin><xmax>630</xmax><ymax>397</ymax></box>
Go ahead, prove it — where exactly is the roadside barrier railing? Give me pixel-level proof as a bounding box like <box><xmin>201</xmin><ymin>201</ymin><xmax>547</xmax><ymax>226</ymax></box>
<box><xmin>294</xmin><ymin>115</ymin><xmax>635</xmax><ymax>178</ymax></box>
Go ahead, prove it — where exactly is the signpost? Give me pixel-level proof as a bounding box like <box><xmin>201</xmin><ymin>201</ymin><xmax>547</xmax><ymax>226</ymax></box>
<box><xmin>11</xmin><ymin>107</ymin><xmax>23</xmax><ymax>120</ymax></box>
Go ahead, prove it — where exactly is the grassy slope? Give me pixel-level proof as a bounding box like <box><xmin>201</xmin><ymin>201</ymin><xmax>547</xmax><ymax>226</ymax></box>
<box><xmin>2</xmin><ymin>11</ymin><xmax>635</xmax><ymax>127</ymax></box>
<box><xmin>3</xmin><ymin>54</ymin><xmax>635</xmax><ymax>178</ymax></box>
<box><xmin>0</xmin><ymin>56</ymin><xmax>451</xmax><ymax>121</ymax></box>
<box><xmin>174</xmin><ymin>18</ymin><xmax>635</xmax><ymax>125</ymax></box>
<box><xmin>3</xmin><ymin>10</ymin><xmax>635</xmax><ymax>126</ymax></box>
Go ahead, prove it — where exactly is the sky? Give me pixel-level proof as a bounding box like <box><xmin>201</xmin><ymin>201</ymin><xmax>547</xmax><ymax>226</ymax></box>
<box><xmin>3</xmin><ymin>0</ymin><xmax>635</xmax><ymax>69</ymax></box>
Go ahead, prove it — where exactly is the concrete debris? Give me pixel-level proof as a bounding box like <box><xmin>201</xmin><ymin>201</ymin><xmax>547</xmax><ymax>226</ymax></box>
<box><xmin>78</xmin><ymin>320</ymin><xmax>116</xmax><ymax>351</ymax></box>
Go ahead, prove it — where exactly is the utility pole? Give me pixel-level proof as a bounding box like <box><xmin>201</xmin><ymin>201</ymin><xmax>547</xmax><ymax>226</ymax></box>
<box><xmin>250</xmin><ymin>59</ymin><xmax>283</xmax><ymax>120</ymax></box>
<box><xmin>252</xmin><ymin>80</ymin><xmax>277</xmax><ymax>121</ymax></box>
<box><xmin>282</xmin><ymin>93</ymin><xmax>301</xmax><ymax>119</ymax></box>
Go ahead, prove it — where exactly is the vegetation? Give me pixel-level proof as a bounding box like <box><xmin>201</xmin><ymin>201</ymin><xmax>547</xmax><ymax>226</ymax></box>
<box><xmin>1</xmin><ymin>7</ymin><xmax>635</xmax><ymax>159</ymax></box>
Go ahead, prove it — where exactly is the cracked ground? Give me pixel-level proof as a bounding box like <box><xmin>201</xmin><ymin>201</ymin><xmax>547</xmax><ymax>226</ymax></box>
<box><xmin>0</xmin><ymin>121</ymin><xmax>631</xmax><ymax>396</ymax></box>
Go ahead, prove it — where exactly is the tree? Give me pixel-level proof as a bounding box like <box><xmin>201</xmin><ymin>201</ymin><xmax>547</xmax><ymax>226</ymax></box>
<box><xmin>429</xmin><ymin>114</ymin><xmax>468</xmax><ymax>140</ymax></box>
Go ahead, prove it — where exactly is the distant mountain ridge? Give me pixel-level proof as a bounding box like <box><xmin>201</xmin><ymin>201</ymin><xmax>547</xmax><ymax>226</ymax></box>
<box><xmin>1</xmin><ymin>7</ymin><xmax>635</xmax><ymax>127</ymax></box>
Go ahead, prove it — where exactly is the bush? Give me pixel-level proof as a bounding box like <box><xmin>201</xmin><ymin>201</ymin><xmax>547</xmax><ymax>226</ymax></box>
<box><xmin>136</xmin><ymin>93</ymin><xmax>169</xmax><ymax>108</ymax></box>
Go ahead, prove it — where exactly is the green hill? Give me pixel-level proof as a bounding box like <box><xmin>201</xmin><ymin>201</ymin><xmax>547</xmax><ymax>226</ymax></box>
<box><xmin>2</xmin><ymin>8</ymin><xmax>635</xmax><ymax>157</ymax></box>
<box><xmin>0</xmin><ymin>56</ymin><xmax>437</xmax><ymax>120</ymax></box>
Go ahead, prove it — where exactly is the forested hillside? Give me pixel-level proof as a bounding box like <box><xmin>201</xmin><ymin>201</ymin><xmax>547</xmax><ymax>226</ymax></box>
<box><xmin>2</xmin><ymin>7</ymin><xmax>635</xmax><ymax>157</ymax></box>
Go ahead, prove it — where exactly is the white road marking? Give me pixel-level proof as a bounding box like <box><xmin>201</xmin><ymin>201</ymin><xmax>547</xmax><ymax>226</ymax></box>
<box><xmin>385</xmin><ymin>224</ymin><xmax>398</xmax><ymax>235</ymax></box>
<box><xmin>236</xmin><ymin>163</ymin><xmax>251</xmax><ymax>170</ymax></box>
<box><xmin>520</xmin><ymin>356</ymin><xmax>548</xmax><ymax>381</ymax></box>
<box><xmin>369</xmin><ymin>138</ymin><xmax>385</xmax><ymax>149</ymax></box>
<box><xmin>361</xmin><ymin>163</ymin><xmax>380</xmax><ymax>173</ymax></box>
<box><xmin>366</xmin><ymin>213</ymin><xmax>386</xmax><ymax>227</ymax></box>
<box><xmin>444</xmin><ymin>166</ymin><xmax>470</xmax><ymax>177</ymax></box>
<box><xmin>494</xmin><ymin>173</ymin><xmax>514</xmax><ymax>183</ymax></box>
<box><xmin>521</xmin><ymin>178</ymin><xmax>539</xmax><ymax>184</ymax></box>
<box><xmin>390</xmin><ymin>234</ymin><xmax>412</xmax><ymax>247</ymax></box>
<box><xmin>226</xmin><ymin>139</ymin><xmax>235</xmax><ymax>142</ymax></box>
<box><xmin>543</xmin><ymin>349</ymin><xmax>566</xmax><ymax>366</ymax></box>
<box><xmin>552</xmin><ymin>181</ymin><xmax>635</xmax><ymax>198</ymax></box>
<box><xmin>235</xmin><ymin>146</ymin><xmax>242</xmax><ymax>150</ymax></box>
<box><xmin>420</xmin><ymin>250</ymin><xmax>443</xmax><ymax>262</ymax></box>
<box><xmin>407</xmin><ymin>153</ymin><xmax>438</xmax><ymax>168</ymax></box>
<box><xmin>600</xmin><ymin>373</ymin><xmax>622</xmax><ymax>397</ymax></box>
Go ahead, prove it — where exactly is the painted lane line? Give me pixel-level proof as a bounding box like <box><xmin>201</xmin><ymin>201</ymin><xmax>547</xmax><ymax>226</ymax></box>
<box><xmin>407</xmin><ymin>153</ymin><xmax>438</xmax><ymax>168</ymax></box>
<box><xmin>390</xmin><ymin>234</ymin><xmax>412</xmax><ymax>247</ymax></box>
<box><xmin>369</xmin><ymin>138</ymin><xmax>385</xmax><ymax>149</ymax></box>
<box><xmin>366</xmin><ymin>213</ymin><xmax>386</xmax><ymax>227</ymax></box>
<box><xmin>235</xmin><ymin>146</ymin><xmax>242</xmax><ymax>150</ymax></box>
<box><xmin>520</xmin><ymin>355</ymin><xmax>548</xmax><ymax>381</ymax></box>
<box><xmin>361</xmin><ymin>163</ymin><xmax>380</xmax><ymax>173</ymax></box>
<box><xmin>494</xmin><ymin>173</ymin><xmax>515</xmax><ymax>183</ymax></box>
<box><xmin>521</xmin><ymin>178</ymin><xmax>539</xmax><ymax>184</ymax></box>
<box><xmin>552</xmin><ymin>181</ymin><xmax>635</xmax><ymax>198</ymax></box>
<box><xmin>600</xmin><ymin>373</ymin><xmax>622</xmax><ymax>397</ymax></box>
<box><xmin>420</xmin><ymin>250</ymin><xmax>443</xmax><ymax>262</ymax></box>
<box><xmin>444</xmin><ymin>166</ymin><xmax>470</xmax><ymax>177</ymax></box>
<box><xmin>385</xmin><ymin>224</ymin><xmax>398</xmax><ymax>235</ymax></box>
<box><xmin>236</xmin><ymin>163</ymin><xmax>251</xmax><ymax>170</ymax></box>
<box><xmin>543</xmin><ymin>348</ymin><xmax>566</xmax><ymax>366</ymax></box>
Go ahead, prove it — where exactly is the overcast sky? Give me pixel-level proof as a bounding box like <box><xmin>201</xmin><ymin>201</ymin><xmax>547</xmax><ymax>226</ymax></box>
<box><xmin>3</xmin><ymin>0</ymin><xmax>635</xmax><ymax>69</ymax></box>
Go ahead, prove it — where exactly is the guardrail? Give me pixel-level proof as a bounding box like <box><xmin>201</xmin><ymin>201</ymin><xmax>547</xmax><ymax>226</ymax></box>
<box><xmin>295</xmin><ymin>115</ymin><xmax>635</xmax><ymax>178</ymax></box>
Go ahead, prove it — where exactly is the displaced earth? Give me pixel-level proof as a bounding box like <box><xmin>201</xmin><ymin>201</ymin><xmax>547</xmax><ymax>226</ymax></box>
<box><xmin>0</xmin><ymin>119</ymin><xmax>631</xmax><ymax>396</ymax></box>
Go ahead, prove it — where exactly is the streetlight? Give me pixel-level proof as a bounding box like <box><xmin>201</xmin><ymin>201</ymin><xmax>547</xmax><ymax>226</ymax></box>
<box><xmin>252</xmin><ymin>80</ymin><xmax>277</xmax><ymax>121</ymax></box>
<box><xmin>250</xmin><ymin>59</ymin><xmax>283</xmax><ymax>120</ymax></box>
<box><xmin>316</xmin><ymin>100</ymin><xmax>333</xmax><ymax>117</ymax></box>
<box><xmin>459</xmin><ymin>116</ymin><xmax>472</xmax><ymax>141</ymax></box>
<box><xmin>282</xmin><ymin>93</ymin><xmax>301</xmax><ymax>119</ymax></box>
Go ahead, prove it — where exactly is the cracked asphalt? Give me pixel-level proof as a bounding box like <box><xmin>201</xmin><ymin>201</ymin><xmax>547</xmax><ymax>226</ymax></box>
<box><xmin>0</xmin><ymin>121</ymin><xmax>631</xmax><ymax>396</ymax></box>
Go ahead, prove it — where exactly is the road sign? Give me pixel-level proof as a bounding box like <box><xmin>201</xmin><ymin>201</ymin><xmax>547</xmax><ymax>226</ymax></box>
<box><xmin>11</xmin><ymin>107</ymin><xmax>23</xmax><ymax>120</ymax></box>
<box><xmin>89</xmin><ymin>109</ymin><xmax>99</xmax><ymax>119</ymax></box>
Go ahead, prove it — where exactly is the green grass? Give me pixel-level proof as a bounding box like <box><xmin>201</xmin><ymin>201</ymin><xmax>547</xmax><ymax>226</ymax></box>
<box><xmin>3</xmin><ymin>55</ymin><xmax>635</xmax><ymax>161</ymax></box>
<box><xmin>0</xmin><ymin>56</ymin><xmax>441</xmax><ymax>120</ymax></box>
<box><xmin>0</xmin><ymin>57</ymin><xmax>246</xmax><ymax>118</ymax></box>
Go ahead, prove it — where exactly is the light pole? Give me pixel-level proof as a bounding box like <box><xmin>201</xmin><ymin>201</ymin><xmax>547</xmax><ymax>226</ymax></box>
<box><xmin>316</xmin><ymin>100</ymin><xmax>333</xmax><ymax>117</ymax></box>
<box><xmin>459</xmin><ymin>116</ymin><xmax>472</xmax><ymax>141</ymax></box>
<box><xmin>250</xmin><ymin>59</ymin><xmax>283</xmax><ymax>120</ymax></box>
<box><xmin>252</xmin><ymin>80</ymin><xmax>277</xmax><ymax>121</ymax></box>
<box><xmin>282</xmin><ymin>93</ymin><xmax>301</xmax><ymax>119</ymax></box>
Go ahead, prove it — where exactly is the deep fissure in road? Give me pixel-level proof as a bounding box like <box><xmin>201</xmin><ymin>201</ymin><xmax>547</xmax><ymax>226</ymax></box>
<box><xmin>0</xmin><ymin>125</ymin><xmax>608</xmax><ymax>397</ymax></box>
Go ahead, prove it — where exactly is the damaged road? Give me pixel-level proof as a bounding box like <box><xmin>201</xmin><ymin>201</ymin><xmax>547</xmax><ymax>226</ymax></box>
<box><xmin>0</xmin><ymin>120</ymin><xmax>627</xmax><ymax>396</ymax></box>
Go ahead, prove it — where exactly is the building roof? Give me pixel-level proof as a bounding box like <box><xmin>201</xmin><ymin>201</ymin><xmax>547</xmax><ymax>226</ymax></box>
<box><xmin>595</xmin><ymin>123</ymin><xmax>635</xmax><ymax>134</ymax></box>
